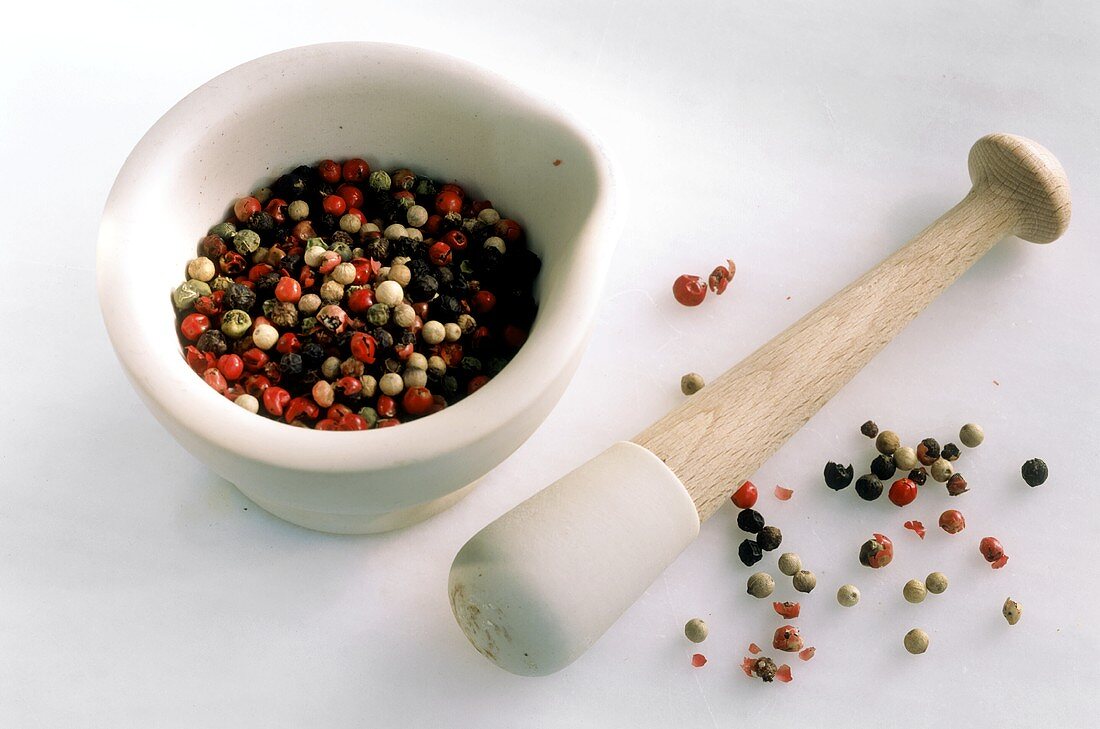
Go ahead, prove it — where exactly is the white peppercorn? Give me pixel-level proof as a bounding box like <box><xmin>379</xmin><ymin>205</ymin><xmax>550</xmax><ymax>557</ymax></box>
<box><xmin>406</xmin><ymin>228</ymin><xmax>423</xmax><ymax>242</ymax></box>
<box><xmin>904</xmin><ymin>628</ymin><xmax>929</xmax><ymax>654</ymax></box>
<box><xmin>792</xmin><ymin>570</ymin><xmax>817</xmax><ymax>593</ymax></box>
<box><xmin>960</xmin><ymin>423</ymin><xmax>985</xmax><ymax>448</ymax></box>
<box><xmin>903</xmin><ymin>579</ymin><xmax>927</xmax><ymax>603</ymax></box>
<box><xmin>288</xmin><ymin>200</ymin><xmax>309</xmax><ymax>221</ymax></box>
<box><xmin>359</xmin><ymin>374</ymin><xmax>378</xmax><ymax>397</ymax></box>
<box><xmin>422</xmin><ymin>320</ymin><xmax>446</xmax><ymax>345</ymax></box>
<box><xmin>457</xmin><ymin>314</ymin><xmax>477</xmax><ymax>334</ymax></box>
<box><xmin>893</xmin><ymin>446</ymin><xmax>918</xmax><ymax>471</ymax></box>
<box><xmin>406</xmin><ymin>352</ymin><xmax>428</xmax><ymax>371</ymax></box>
<box><xmin>680</xmin><ymin>372</ymin><xmax>705</xmax><ymax>395</ymax></box>
<box><xmin>312</xmin><ymin>381</ymin><xmax>335</xmax><ymax>409</ymax></box>
<box><xmin>477</xmin><ymin>208</ymin><xmax>501</xmax><ymax>225</ymax></box>
<box><xmin>876</xmin><ymin>430</ymin><xmax>901</xmax><ymax>455</ymax></box>
<box><xmin>319</xmin><ymin>280</ymin><xmax>345</xmax><ymax>303</ymax></box>
<box><xmin>304</xmin><ymin>246</ymin><xmax>328</xmax><ymax>267</ymax></box>
<box><xmin>375</xmin><ymin>280</ymin><xmax>403</xmax><ymax>307</ymax></box>
<box><xmin>187</xmin><ymin>257</ymin><xmax>216</xmax><ymax>282</ymax></box>
<box><xmin>427</xmin><ymin>355</ymin><xmax>447</xmax><ymax>377</ymax></box>
<box><xmin>443</xmin><ymin>322</ymin><xmax>462</xmax><ymax>342</ymax></box>
<box><xmin>383</xmin><ymin>223</ymin><xmax>407</xmax><ymax>240</ymax></box>
<box><xmin>379</xmin><ymin>372</ymin><xmax>404</xmax><ymax>397</ymax></box>
<box><xmin>484</xmin><ymin>236</ymin><xmax>506</xmax><ymax>254</ymax></box>
<box><xmin>339</xmin><ymin>213</ymin><xmax>362</xmax><ymax>234</ymax></box>
<box><xmin>252</xmin><ymin>323</ymin><xmax>278</xmax><ymax>350</ymax></box>
<box><xmin>321</xmin><ymin>356</ymin><xmax>342</xmax><ymax>379</ymax></box>
<box><xmin>778</xmin><ymin>552</ymin><xmax>802</xmax><ymax>577</ymax></box>
<box><xmin>925</xmin><ymin>572</ymin><xmax>948</xmax><ymax>595</ymax></box>
<box><xmin>331</xmin><ymin>262</ymin><xmax>357</xmax><ymax>285</ymax></box>
<box><xmin>393</xmin><ymin>304</ymin><xmax>416</xmax><ymax>328</ymax></box>
<box><xmin>930</xmin><ymin>458</ymin><xmax>954</xmax><ymax>483</ymax></box>
<box><xmin>684</xmin><ymin>618</ymin><xmax>708</xmax><ymax>643</ymax></box>
<box><xmin>387</xmin><ymin>263</ymin><xmax>412</xmax><ymax>287</ymax></box>
<box><xmin>837</xmin><ymin>584</ymin><xmax>860</xmax><ymax>607</ymax></box>
<box><xmin>747</xmin><ymin>572</ymin><xmax>775</xmax><ymax>598</ymax></box>
<box><xmin>234</xmin><ymin>393</ymin><xmax>259</xmax><ymax>413</ymax></box>
<box><xmin>403</xmin><ymin>368</ymin><xmax>428</xmax><ymax>389</ymax></box>
<box><xmin>298</xmin><ymin>293</ymin><xmax>322</xmax><ymax>315</ymax></box>
<box><xmin>407</xmin><ymin>205</ymin><xmax>429</xmax><ymax>228</ymax></box>
<box><xmin>1003</xmin><ymin>597</ymin><xmax>1022</xmax><ymax>625</ymax></box>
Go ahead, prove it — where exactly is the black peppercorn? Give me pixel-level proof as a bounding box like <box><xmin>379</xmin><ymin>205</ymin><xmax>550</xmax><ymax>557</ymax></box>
<box><xmin>1021</xmin><ymin>458</ymin><xmax>1048</xmax><ymax>487</ymax></box>
<box><xmin>860</xmin><ymin>420</ymin><xmax>879</xmax><ymax>438</ymax></box>
<box><xmin>941</xmin><ymin>443</ymin><xmax>961</xmax><ymax>461</ymax></box>
<box><xmin>459</xmin><ymin>356</ymin><xmax>483</xmax><ymax>374</ymax></box>
<box><xmin>823</xmin><ymin>461</ymin><xmax>854</xmax><ymax>491</ymax></box>
<box><xmin>442</xmin><ymin>375</ymin><xmax>458</xmax><ymax>395</ymax></box>
<box><xmin>370</xmin><ymin>327</ymin><xmax>394</xmax><ymax>350</ymax></box>
<box><xmin>870</xmin><ymin>454</ymin><xmax>897</xmax><ymax>480</ymax></box>
<box><xmin>300</xmin><ymin>342</ymin><xmax>324</xmax><ymax>367</ymax></box>
<box><xmin>916</xmin><ymin>438</ymin><xmax>941</xmax><ymax>466</ymax></box>
<box><xmin>248</xmin><ymin>211</ymin><xmax>275</xmax><ymax>232</ymax></box>
<box><xmin>415</xmin><ymin>177</ymin><xmax>437</xmax><ymax>197</ymax></box>
<box><xmin>318</xmin><ymin>212</ymin><xmax>339</xmax><ymax>234</ymax></box>
<box><xmin>279</xmin><ymin>352</ymin><xmax>303</xmax><ymax>377</ymax></box>
<box><xmin>331</xmin><ymin>230</ymin><xmax>354</xmax><ymax>247</ymax></box>
<box><xmin>255</xmin><ymin>271</ymin><xmax>281</xmax><ymax>295</ymax></box>
<box><xmin>736</xmin><ymin>508</ymin><xmax>765</xmax><ymax>533</ymax></box>
<box><xmin>365</xmin><ymin>237</ymin><xmax>389</xmax><ymax>261</ymax></box>
<box><xmin>738</xmin><ymin>539</ymin><xmax>763</xmax><ymax>567</ymax></box>
<box><xmin>855</xmin><ymin>474</ymin><xmax>883</xmax><ymax>501</ymax></box>
<box><xmin>196</xmin><ymin>329</ymin><xmax>227</xmax><ymax>356</ymax></box>
<box><xmin>908</xmin><ymin>467</ymin><xmax>928</xmax><ymax>486</ymax></box>
<box><xmin>382</xmin><ymin>358</ymin><xmax>402</xmax><ymax>374</ymax></box>
<box><xmin>756</xmin><ymin>526</ymin><xmax>782</xmax><ymax>552</ymax></box>
<box><xmin>274</xmin><ymin>172</ymin><xmax>307</xmax><ymax>199</ymax></box>
<box><xmin>224</xmin><ymin>282</ymin><xmax>257</xmax><ymax>312</ymax></box>
<box><xmin>406</xmin><ymin>273</ymin><xmax>438</xmax><ymax>301</ymax></box>
<box><xmin>434</xmin><ymin>294</ymin><xmax>462</xmax><ymax>322</ymax></box>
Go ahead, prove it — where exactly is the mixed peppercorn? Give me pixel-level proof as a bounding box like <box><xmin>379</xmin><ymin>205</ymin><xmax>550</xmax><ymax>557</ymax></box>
<box><xmin>174</xmin><ymin>158</ymin><xmax>540</xmax><ymax>430</ymax></box>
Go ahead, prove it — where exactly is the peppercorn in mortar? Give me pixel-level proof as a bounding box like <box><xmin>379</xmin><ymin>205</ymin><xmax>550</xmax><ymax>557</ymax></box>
<box><xmin>174</xmin><ymin>158</ymin><xmax>541</xmax><ymax>429</ymax></box>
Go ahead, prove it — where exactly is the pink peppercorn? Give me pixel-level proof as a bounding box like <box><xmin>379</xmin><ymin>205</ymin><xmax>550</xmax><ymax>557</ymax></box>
<box><xmin>203</xmin><ymin>367</ymin><xmax>228</xmax><ymax>394</ymax></box>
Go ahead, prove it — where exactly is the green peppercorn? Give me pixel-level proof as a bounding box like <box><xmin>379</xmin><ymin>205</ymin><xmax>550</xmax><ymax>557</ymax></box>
<box><xmin>736</xmin><ymin>509</ymin><xmax>765</xmax><ymax>534</ymax></box>
<box><xmin>684</xmin><ymin>618</ymin><xmax>708</xmax><ymax>643</ymax></box>
<box><xmin>904</xmin><ymin>628</ymin><xmax>929</xmax><ymax>655</ymax></box>
<box><xmin>925</xmin><ymin>572</ymin><xmax>948</xmax><ymax>594</ymax></box>
<box><xmin>367</xmin><ymin>303</ymin><xmax>390</xmax><ymax>326</ymax></box>
<box><xmin>855</xmin><ymin>474</ymin><xmax>883</xmax><ymax>501</ymax></box>
<box><xmin>173</xmin><ymin>278</ymin><xmax>212</xmax><ymax>311</ymax></box>
<box><xmin>220</xmin><ymin>309</ymin><xmax>252</xmax><ymax>339</ymax></box>
<box><xmin>210</xmin><ymin>275</ymin><xmax>233</xmax><ymax>292</ymax></box>
<box><xmin>680</xmin><ymin>372</ymin><xmax>705</xmax><ymax>395</ymax></box>
<box><xmin>870</xmin><ymin>454</ymin><xmax>897</xmax><ymax>480</ymax></box>
<box><xmin>233</xmin><ymin>229</ymin><xmax>261</xmax><ymax>254</ymax></box>
<box><xmin>824</xmin><ymin>461</ymin><xmax>854</xmax><ymax>490</ymax></box>
<box><xmin>903</xmin><ymin>579</ymin><xmax>927</xmax><ymax>604</ymax></box>
<box><xmin>369</xmin><ymin>170</ymin><xmax>392</xmax><ymax>191</ymax></box>
<box><xmin>209</xmin><ymin>221</ymin><xmax>237</xmax><ymax>240</ymax></box>
<box><xmin>860</xmin><ymin>420</ymin><xmax>879</xmax><ymax>438</ymax></box>
<box><xmin>756</xmin><ymin>526</ymin><xmax>782</xmax><ymax>552</ymax></box>
<box><xmin>1021</xmin><ymin>458</ymin><xmax>1048</xmax><ymax>487</ymax></box>
<box><xmin>747</xmin><ymin>572</ymin><xmax>775</xmax><ymax>598</ymax></box>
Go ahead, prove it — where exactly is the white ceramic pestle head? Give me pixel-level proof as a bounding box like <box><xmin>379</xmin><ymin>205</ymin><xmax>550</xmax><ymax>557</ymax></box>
<box><xmin>448</xmin><ymin>442</ymin><xmax>699</xmax><ymax>676</ymax></box>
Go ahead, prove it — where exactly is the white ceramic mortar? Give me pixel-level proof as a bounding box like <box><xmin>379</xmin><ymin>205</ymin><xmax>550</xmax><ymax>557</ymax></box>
<box><xmin>98</xmin><ymin>42</ymin><xmax>619</xmax><ymax>533</ymax></box>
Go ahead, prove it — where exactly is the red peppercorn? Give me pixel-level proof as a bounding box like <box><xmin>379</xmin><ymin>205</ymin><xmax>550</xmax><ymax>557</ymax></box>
<box><xmin>241</xmin><ymin>348</ymin><xmax>269</xmax><ymax>373</ymax></box>
<box><xmin>180</xmin><ymin>313</ymin><xmax>210</xmax><ymax>341</ymax></box>
<box><xmin>264</xmin><ymin>198</ymin><xmax>288</xmax><ymax>223</ymax></box>
<box><xmin>376</xmin><ymin>395</ymin><xmax>398</xmax><ymax>419</ymax></box>
<box><xmin>773</xmin><ymin>601</ymin><xmax>801</xmax><ymax>619</ymax></box>
<box><xmin>322</xmin><ymin>194</ymin><xmax>347</xmax><ymax>216</ymax></box>
<box><xmin>224</xmin><ymin>384</ymin><xmax>245</xmax><ymax>400</ymax></box>
<box><xmin>350</xmin><ymin>332</ymin><xmax>377</xmax><ymax>363</ymax></box>
<box><xmin>194</xmin><ymin>295</ymin><xmax>221</xmax><ymax>317</ymax></box>
<box><xmin>467</xmin><ymin>376</ymin><xmax>490</xmax><ymax>394</ymax></box>
<box><xmin>327</xmin><ymin>404</ymin><xmax>353</xmax><ymax>421</ymax></box>
<box><xmin>352</xmin><ymin>259</ymin><xmax>376</xmax><ymax>285</ymax></box>
<box><xmin>248</xmin><ymin>263</ymin><xmax>275</xmax><ymax>283</ymax></box>
<box><xmin>285</xmin><ymin>396</ymin><xmax>320</xmax><ymax>424</ymax></box>
<box><xmin>336</xmin><ymin>183</ymin><xmax>364</xmax><ymax>210</ymax></box>
<box><xmin>428</xmin><ymin>241</ymin><xmax>452</xmax><ymax>266</ymax></box>
<box><xmin>341</xmin><ymin>158</ymin><xmax>370</xmax><ymax>182</ymax></box>
<box><xmin>473</xmin><ymin>290</ymin><xmax>496</xmax><ymax>313</ymax></box>
<box><xmin>394</xmin><ymin>342</ymin><xmax>414</xmax><ymax>360</ymax></box>
<box><xmin>219</xmin><ymin>251</ymin><xmax>246</xmax><ymax>276</ymax></box>
<box><xmin>496</xmin><ymin>219</ymin><xmax>524</xmax><ymax>243</ymax></box>
<box><xmin>274</xmin><ymin>276</ymin><xmax>302</xmax><ymax>303</ymax></box>
<box><xmin>425</xmin><ymin>214</ymin><xmax>443</xmax><ymax>235</ymax></box>
<box><xmin>672</xmin><ymin>275</ymin><xmax>707</xmax><ymax>307</ymax></box>
<box><xmin>470</xmin><ymin>199</ymin><xmax>493</xmax><ymax>215</ymax></box>
<box><xmin>276</xmin><ymin>332</ymin><xmax>301</xmax><ymax>355</ymax></box>
<box><xmin>217</xmin><ymin>354</ymin><xmax>244</xmax><ymax>381</ymax></box>
<box><xmin>403</xmin><ymin>387</ymin><xmax>435</xmax><ymax>415</ymax></box>
<box><xmin>315</xmin><ymin>419</ymin><xmax>339</xmax><ymax>431</ymax></box>
<box><xmin>201</xmin><ymin>234</ymin><xmax>227</xmax><ymax>259</ymax></box>
<box><xmin>375</xmin><ymin>418</ymin><xmax>401</xmax><ymax>428</ymax></box>
<box><xmin>334</xmin><ymin>376</ymin><xmax>362</xmax><ymax>396</ymax></box>
<box><xmin>691</xmin><ymin>653</ymin><xmax>707</xmax><ymax>668</ymax></box>
<box><xmin>731</xmin><ymin>481</ymin><xmax>758</xmax><ymax>509</ymax></box>
<box><xmin>203</xmin><ymin>367</ymin><xmax>228</xmax><ymax>394</ymax></box>
<box><xmin>438</xmin><ymin>343</ymin><xmax>464</xmax><ymax>367</ymax></box>
<box><xmin>503</xmin><ymin>325</ymin><xmax>528</xmax><ymax>348</ymax></box>
<box><xmin>291</xmin><ymin>220</ymin><xmax>317</xmax><ymax>242</ymax></box>
<box><xmin>318</xmin><ymin>159</ymin><xmax>341</xmax><ymax>184</ymax></box>
<box><xmin>708</xmin><ymin>259</ymin><xmax>735</xmax><ymax>295</ymax></box>
<box><xmin>442</xmin><ymin>230</ymin><xmax>468</xmax><ymax>250</ymax></box>
<box><xmin>980</xmin><ymin>536</ymin><xmax>1008</xmax><ymax>568</ymax></box>
<box><xmin>298</xmin><ymin>265</ymin><xmax>316</xmax><ymax>290</ymax></box>
<box><xmin>939</xmin><ymin>509</ymin><xmax>966</xmax><ymax>534</ymax></box>
<box><xmin>888</xmin><ymin>477</ymin><xmax>918</xmax><ymax>507</ymax></box>
<box><xmin>233</xmin><ymin>197</ymin><xmax>261</xmax><ymax>223</ymax></box>
<box><xmin>347</xmin><ymin>287</ymin><xmax>375</xmax><ymax>313</ymax></box>
<box><xmin>435</xmin><ymin>190</ymin><xmax>463</xmax><ymax>215</ymax></box>
<box><xmin>347</xmin><ymin>207</ymin><xmax>366</xmax><ymax>225</ymax></box>
<box><xmin>244</xmin><ymin>374</ymin><xmax>271</xmax><ymax>397</ymax></box>
<box><xmin>262</xmin><ymin>387</ymin><xmax>291</xmax><ymax>417</ymax></box>
<box><xmin>185</xmin><ymin>346</ymin><xmax>215</xmax><ymax>374</ymax></box>
<box><xmin>340</xmin><ymin>413</ymin><xmax>370</xmax><ymax>431</ymax></box>
<box><xmin>772</xmin><ymin>625</ymin><xmax>804</xmax><ymax>652</ymax></box>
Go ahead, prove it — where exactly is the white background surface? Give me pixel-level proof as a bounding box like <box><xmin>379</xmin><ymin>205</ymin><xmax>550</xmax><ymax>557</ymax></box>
<box><xmin>2</xmin><ymin>1</ymin><xmax>1098</xmax><ymax>727</ymax></box>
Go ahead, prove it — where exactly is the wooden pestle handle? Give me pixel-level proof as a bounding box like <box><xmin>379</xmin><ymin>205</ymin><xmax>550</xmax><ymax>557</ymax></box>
<box><xmin>633</xmin><ymin>133</ymin><xmax>1071</xmax><ymax>521</ymax></box>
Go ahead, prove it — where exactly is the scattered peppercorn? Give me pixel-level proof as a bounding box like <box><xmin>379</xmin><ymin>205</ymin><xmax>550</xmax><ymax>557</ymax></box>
<box><xmin>737</xmin><ymin>508</ymin><xmax>766</xmax><ymax>534</ymax></box>
<box><xmin>859</xmin><ymin>533</ymin><xmax>894</xmax><ymax>568</ymax></box>
<box><xmin>824</xmin><ymin>461</ymin><xmax>855</xmax><ymax>490</ymax></box>
<box><xmin>870</xmin><ymin>454</ymin><xmax>897</xmax><ymax>480</ymax></box>
<box><xmin>777</xmin><ymin>552</ymin><xmax>802</xmax><ymax>576</ymax></box>
<box><xmin>175</xmin><ymin>158</ymin><xmax>539</xmax><ymax>429</ymax></box>
<box><xmin>684</xmin><ymin>618</ymin><xmax>708</xmax><ymax>643</ymax></box>
<box><xmin>747</xmin><ymin>572</ymin><xmax>776</xmax><ymax>598</ymax></box>
<box><xmin>773</xmin><ymin>601</ymin><xmax>800</xmax><ymax>618</ymax></box>
<box><xmin>941</xmin><ymin>443</ymin><xmax>961</xmax><ymax>461</ymax></box>
<box><xmin>875</xmin><ymin>430</ymin><xmax>900</xmax><ymax>456</ymax></box>
<box><xmin>904</xmin><ymin>628</ymin><xmax>929</xmax><ymax>655</ymax></box>
<box><xmin>959</xmin><ymin>423</ymin><xmax>984</xmax><ymax>448</ymax></box>
<box><xmin>930</xmin><ymin>458</ymin><xmax>954</xmax><ymax>483</ymax></box>
<box><xmin>938</xmin><ymin>509</ymin><xmax>966</xmax><ymax>534</ymax></box>
<box><xmin>916</xmin><ymin>438</ymin><xmax>941</xmax><ymax>466</ymax></box>
<box><xmin>773</xmin><ymin>625</ymin><xmax>804</xmax><ymax>652</ymax></box>
<box><xmin>892</xmin><ymin>446</ymin><xmax>918</xmax><ymax>471</ymax></box>
<box><xmin>837</xmin><ymin>584</ymin><xmax>860</xmax><ymax>607</ymax></box>
<box><xmin>888</xmin><ymin>477</ymin><xmax>918</xmax><ymax>507</ymax></box>
<box><xmin>903</xmin><ymin>579</ymin><xmax>927</xmax><ymax>604</ymax></box>
<box><xmin>738</xmin><ymin>539</ymin><xmax>763</xmax><ymax>567</ymax></box>
<box><xmin>1002</xmin><ymin>598</ymin><xmax>1022</xmax><ymax>625</ymax></box>
<box><xmin>747</xmin><ymin>656</ymin><xmax>778</xmax><ymax>682</ymax></box>
<box><xmin>731</xmin><ymin>481</ymin><xmax>758</xmax><ymax>509</ymax></box>
<box><xmin>672</xmin><ymin>274</ymin><xmax>707</xmax><ymax>306</ymax></box>
<box><xmin>946</xmin><ymin>473</ymin><xmax>969</xmax><ymax>496</ymax></box>
<box><xmin>860</xmin><ymin>420</ymin><xmax>879</xmax><ymax>438</ymax></box>
<box><xmin>854</xmin><ymin>474</ymin><xmax>883</xmax><ymax>501</ymax></box>
<box><xmin>691</xmin><ymin>653</ymin><xmax>707</xmax><ymax>667</ymax></box>
<box><xmin>680</xmin><ymin>372</ymin><xmax>705</xmax><ymax>395</ymax></box>
<box><xmin>925</xmin><ymin>572</ymin><xmax>948</xmax><ymax>594</ymax></box>
<box><xmin>980</xmin><ymin>536</ymin><xmax>1008</xmax><ymax>569</ymax></box>
<box><xmin>756</xmin><ymin>526</ymin><xmax>783</xmax><ymax>552</ymax></box>
<box><xmin>1021</xmin><ymin>458</ymin><xmax>1048</xmax><ymax>487</ymax></box>
<box><xmin>908</xmin><ymin>467</ymin><xmax>928</xmax><ymax>486</ymax></box>
<box><xmin>792</xmin><ymin>570</ymin><xmax>817</xmax><ymax>593</ymax></box>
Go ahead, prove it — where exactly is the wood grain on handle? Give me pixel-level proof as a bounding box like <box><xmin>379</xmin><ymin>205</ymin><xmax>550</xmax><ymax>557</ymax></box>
<box><xmin>633</xmin><ymin>133</ymin><xmax>1071</xmax><ymax>521</ymax></box>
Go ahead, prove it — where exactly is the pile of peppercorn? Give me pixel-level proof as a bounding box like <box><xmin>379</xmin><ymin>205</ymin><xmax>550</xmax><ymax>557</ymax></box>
<box><xmin>173</xmin><ymin>158</ymin><xmax>541</xmax><ymax>430</ymax></box>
